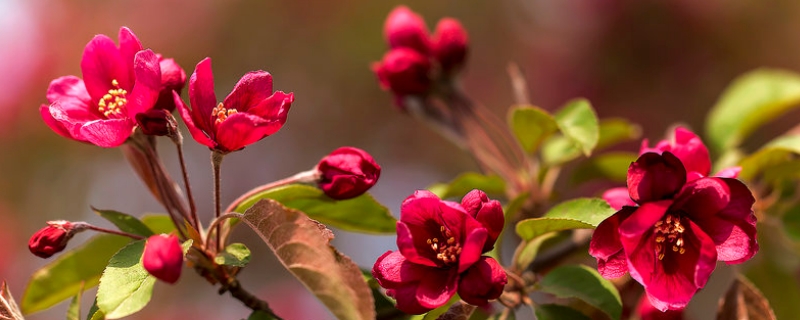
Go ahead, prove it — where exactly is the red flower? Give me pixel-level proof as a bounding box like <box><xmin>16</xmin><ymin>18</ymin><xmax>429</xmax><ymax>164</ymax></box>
<box><xmin>40</xmin><ymin>27</ymin><xmax>169</xmax><ymax>147</ymax></box>
<box><xmin>589</xmin><ymin>152</ymin><xmax>758</xmax><ymax>311</ymax></box>
<box><xmin>28</xmin><ymin>221</ymin><xmax>79</xmax><ymax>258</ymax></box>
<box><xmin>431</xmin><ymin>18</ymin><xmax>469</xmax><ymax>74</ymax></box>
<box><xmin>604</xmin><ymin>127</ymin><xmax>741</xmax><ymax>210</ymax></box>
<box><xmin>460</xmin><ymin>189</ymin><xmax>504</xmax><ymax>252</ymax></box>
<box><xmin>384</xmin><ymin>6</ymin><xmax>431</xmax><ymax>55</ymax></box>
<box><xmin>175</xmin><ymin>58</ymin><xmax>294</xmax><ymax>153</ymax></box>
<box><xmin>372</xmin><ymin>48</ymin><xmax>432</xmax><ymax>97</ymax></box>
<box><xmin>372</xmin><ymin>190</ymin><xmax>507</xmax><ymax>314</ymax></box>
<box><xmin>143</xmin><ymin>234</ymin><xmax>183</xmax><ymax>284</ymax></box>
<box><xmin>316</xmin><ymin>147</ymin><xmax>381</xmax><ymax>200</ymax></box>
<box><xmin>154</xmin><ymin>57</ymin><xmax>187</xmax><ymax>112</ymax></box>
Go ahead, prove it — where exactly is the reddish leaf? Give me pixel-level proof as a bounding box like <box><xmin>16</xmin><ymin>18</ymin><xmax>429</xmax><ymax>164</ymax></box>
<box><xmin>436</xmin><ymin>302</ymin><xmax>476</xmax><ymax>320</ymax></box>
<box><xmin>717</xmin><ymin>275</ymin><xmax>776</xmax><ymax>320</ymax></box>
<box><xmin>240</xmin><ymin>199</ymin><xmax>375</xmax><ymax>320</ymax></box>
<box><xmin>0</xmin><ymin>281</ymin><xmax>23</xmax><ymax>320</ymax></box>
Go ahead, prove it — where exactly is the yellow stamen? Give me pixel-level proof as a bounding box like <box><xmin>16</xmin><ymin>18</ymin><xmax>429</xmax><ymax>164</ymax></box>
<box><xmin>97</xmin><ymin>79</ymin><xmax>127</xmax><ymax>118</ymax></box>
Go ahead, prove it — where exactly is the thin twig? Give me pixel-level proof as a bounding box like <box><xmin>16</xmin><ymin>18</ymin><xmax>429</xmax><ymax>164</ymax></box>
<box><xmin>223</xmin><ymin>169</ymin><xmax>320</xmax><ymax>214</ymax></box>
<box><xmin>211</xmin><ymin>151</ymin><xmax>225</xmax><ymax>253</ymax></box>
<box><xmin>175</xmin><ymin>142</ymin><xmax>200</xmax><ymax>229</ymax></box>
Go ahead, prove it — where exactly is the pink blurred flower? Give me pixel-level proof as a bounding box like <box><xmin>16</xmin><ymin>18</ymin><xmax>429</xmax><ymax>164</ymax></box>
<box><xmin>431</xmin><ymin>18</ymin><xmax>469</xmax><ymax>74</ymax></box>
<box><xmin>175</xmin><ymin>58</ymin><xmax>294</xmax><ymax>153</ymax></box>
<box><xmin>143</xmin><ymin>234</ymin><xmax>183</xmax><ymax>284</ymax></box>
<box><xmin>372</xmin><ymin>190</ymin><xmax>506</xmax><ymax>314</ymax></box>
<box><xmin>590</xmin><ymin>152</ymin><xmax>758</xmax><ymax>311</ymax></box>
<box><xmin>40</xmin><ymin>27</ymin><xmax>169</xmax><ymax>147</ymax></box>
<box><xmin>316</xmin><ymin>147</ymin><xmax>381</xmax><ymax>200</ymax></box>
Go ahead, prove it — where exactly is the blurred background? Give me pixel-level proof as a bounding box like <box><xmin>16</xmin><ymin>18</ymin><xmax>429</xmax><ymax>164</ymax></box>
<box><xmin>3</xmin><ymin>0</ymin><xmax>800</xmax><ymax>319</ymax></box>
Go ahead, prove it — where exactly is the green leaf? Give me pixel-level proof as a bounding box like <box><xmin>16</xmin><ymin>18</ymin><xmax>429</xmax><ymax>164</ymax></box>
<box><xmin>554</xmin><ymin>98</ymin><xmax>599</xmax><ymax>156</ymax></box>
<box><xmin>93</xmin><ymin>208</ymin><xmax>154</xmax><ymax>237</ymax></box>
<box><xmin>570</xmin><ymin>152</ymin><xmax>637</xmax><ymax>185</ymax></box>
<box><xmin>516</xmin><ymin>218</ymin><xmax>594</xmax><ymax>242</ymax></box>
<box><xmin>538</xmin><ymin>265</ymin><xmax>621</xmax><ymax>320</ymax></box>
<box><xmin>86</xmin><ymin>299</ymin><xmax>104</xmax><ymax>320</ymax></box>
<box><xmin>508</xmin><ymin>105</ymin><xmax>558</xmax><ymax>154</ymax></box>
<box><xmin>541</xmin><ymin>135</ymin><xmax>582</xmax><ymax>166</ymax></box>
<box><xmin>428</xmin><ymin>172</ymin><xmax>506</xmax><ymax>200</ymax></box>
<box><xmin>233</xmin><ymin>184</ymin><xmax>395</xmax><ymax>234</ymax></box>
<box><xmin>96</xmin><ymin>240</ymin><xmax>155</xmax><ymax>319</ymax></box>
<box><xmin>247</xmin><ymin>310</ymin><xmax>279</xmax><ymax>320</ymax></box>
<box><xmin>239</xmin><ymin>199</ymin><xmax>375</xmax><ymax>320</ymax></box>
<box><xmin>22</xmin><ymin>234</ymin><xmax>131</xmax><ymax>315</ymax></box>
<box><xmin>215</xmin><ymin>243</ymin><xmax>251</xmax><ymax>267</ymax></box>
<box><xmin>706</xmin><ymin>69</ymin><xmax>800</xmax><ymax>152</ymax></box>
<box><xmin>544</xmin><ymin>198</ymin><xmax>617</xmax><ymax>227</ymax></box>
<box><xmin>66</xmin><ymin>283</ymin><xmax>84</xmax><ymax>320</ymax></box>
<box><xmin>782</xmin><ymin>204</ymin><xmax>800</xmax><ymax>242</ymax></box>
<box><xmin>535</xmin><ymin>304</ymin><xmax>591</xmax><ymax>320</ymax></box>
<box><xmin>513</xmin><ymin>232</ymin><xmax>559</xmax><ymax>271</ymax></box>
<box><xmin>595</xmin><ymin>118</ymin><xmax>641</xmax><ymax>150</ymax></box>
<box><xmin>140</xmin><ymin>215</ymin><xmax>177</xmax><ymax>235</ymax></box>
<box><xmin>739</xmin><ymin>134</ymin><xmax>800</xmax><ymax>181</ymax></box>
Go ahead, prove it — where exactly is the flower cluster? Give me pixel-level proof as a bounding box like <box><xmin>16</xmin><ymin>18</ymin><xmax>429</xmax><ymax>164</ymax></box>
<box><xmin>590</xmin><ymin>148</ymin><xmax>758</xmax><ymax>310</ymax></box>
<box><xmin>372</xmin><ymin>190</ymin><xmax>506</xmax><ymax>314</ymax></box>
<box><xmin>372</xmin><ymin>6</ymin><xmax>468</xmax><ymax>108</ymax></box>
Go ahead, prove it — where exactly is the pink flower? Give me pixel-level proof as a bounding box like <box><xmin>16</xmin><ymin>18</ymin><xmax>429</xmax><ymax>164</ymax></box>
<box><xmin>372</xmin><ymin>48</ymin><xmax>432</xmax><ymax>97</ymax></box>
<box><xmin>28</xmin><ymin>221</ymin><xmax>81</xmax><ymax>258</ymax></box>
<box><xmin>384</xmin><ymin>6</ymin><xmax>431</xmax><ymax>55</ymax></box>
<box><xmin>154</xmin><ymin>57</ymin><xmax>187</xmax><ymax>112</ymax></box>
<box><xmin>372</xmin><ymin>190</ymin><xmax>507</xmax><ymax>314</ymax></box>
<box><xmin>40</xmin><ymin>27</ymin><xmax>169</xmax><ymax>147</ymax></box>
<box><xmin>143</xmin><ymin>234</ymin><xmax>183</xmax><ymax>284</ymax></box>
<box><xmin>460</xmin><ymin>189</ymin><xmax>504</xmax><ymax>252</ymax></box>
<box><xmin>637</xmin><ymin>295</ymin><xmax>685</xmax><ymax>320</ymax></box>
<box><xmin>316</xmin><ymin>147</ymin><xmax>381</xmax><ymax>200</ymax></box>
<box><xmin>431</xmin><ymin>18</ymin><xmax>469</xmax><ymax>74</ymax></box>
<box><xmin>175</xmin><ymin>58</ymin><xmax>294</xmax><ymax>153</ymax></box>
<box><xmin>604</xmin><ymin>127</ymin><xmax>741</xmax><ymax>210</ymax></box>
<box><xmin>589</xmin><ymin>152</ymin><xmax>758</xmax><ymax>311</ymax></box>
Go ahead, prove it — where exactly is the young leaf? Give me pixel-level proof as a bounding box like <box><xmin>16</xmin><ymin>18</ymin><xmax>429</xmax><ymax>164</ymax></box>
<box><xmin>537</xmin><ymin>265</ymin><xmax>621</xmax><ymax>320</ymax></box>
<box><xmin>0</xmin><ymin>281</ymin><xmax>24</xmax><ymax>320</ymax></box>
<box><xmin>513</xmin><ymin>232</ymin><xmax>559</xmax><ymax>271</ymax></box>
<box><xmin>738</xmin><ymin>134</ymin><xmax>800</xmax><ymax>181</ymax></box>
<box><xmin>595</xmin><ymin>118</ymin><xmax>641</xmax><ymax>150</ymax></box>
<box><xmin>214</xmin><ymin>243</ymin><xmax>251</xmax><ymax>267</ymax></box>
<box><xmin>508</xmin><ymin>105</ymin><xmax>558</xmax><ymax>154</ymax></box>
<box><xmin>85</xmin><ymin>299</ymin><xmax>104</xmax><ymax>320</ymax></box>
<box><xmin>516</xmin><ymin>218</ymin><xmax>594</xmax><ymax>242</ymax></box>
<box><xmin>428</xmin><ymin>172</ymin><xmax>506</xmax><ymax>199</ymax></box>
<box><xmin>542</xmin><ymin>119</ymin><xmax>637</xmax><ymax>166</ymax></box>
<box><xmin>96</xmin><ymin>240</ymin><xmax>156</xmax><ymax>319</ymax></box>
<box><xmin>233</xmin><ymin>184</ymin><xmax>395</xmax><ymax>234</ymax></box>
<box><xmin>706</xmin><ymin>69</ymin><xmax>800</xmax><ymax>152</ymax></box>
<box><xmin>239</xmin><ymin>199</ymin><xmax>375</xmax><ymax>320</ymax></box>
<box><xmin>543</xmin><ymin>198</ymin><xmax>617</xmax><ymax>227</ymax></box>
<box><xmin>93</xmin><ymin>208</ymin><xmax>154</xmax><ymax>237</ymax></box>
<box><xmin>140</xmin><ymin>215</ymin><xmax>177</xmax><ymax>235</ymax></box>
<box><xmin>534</xmin><ymin>304</ymin><xmax>591</xmax><ymax>320</ymax></box>
<box><xmin>66</xmin><ymin>282</ymin><xmax>84</xmax><ymax>320</ymax></box>
<box><xmin>717</xmin><ymin>275</ymin><xmax>776</xmax><ymax>320</ymax></box>
<box><xmin>22</xmin><ymin>234</ymin><xmax>131</xmax><ymax>314</ymax></box>
<box><xmin>554</xmin><ymin>98</ymin><xmax>599</xmax><ymax>156</ymax></box>
<box><xmin>570</xmin><ymin>152</ymin><xmax>637</xmax><ymax>185</ymax></box>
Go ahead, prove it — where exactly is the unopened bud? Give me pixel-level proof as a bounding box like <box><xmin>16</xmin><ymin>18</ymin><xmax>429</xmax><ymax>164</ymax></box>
<box><xmin>28</xmin><ymin>221</ymin><xmax>80</xmax><ymax>258</ymax></box>
<box><xmin>136</xmin><ymin>109</ymin><xmax>178</xmax><ymax>138</ymax></box>
<box><xmin>372</xmin><ymin>48</ymin><xmax>432</xmax><ymax>97</ymax></box>
<box><xmin>316</xmin><ymin>147</ymin><xmax>381</xmax><ymax>200</ymax></box>
<box><xmin>142</xmin><ymin>234</ymin><xmax>183</xmax><ymax>284</ymax></box>
<box><xmin>384</xmin><ymin>6</ymin><xmax>431</xmax><ymax>54</ymax></box>
<box><xmin>432</xmin><ymin>18</ymin><xmax>469</xmax><ymax>74</ymax></box>
<box><xmin>154</xmin><ymin>57</ymin><xmax>187</xmax><ymax>112</ymax></box>
<box><xmin>461</xmin><ymin>190</ymin><xmax>504</xmax><ymax>252</ymax></box>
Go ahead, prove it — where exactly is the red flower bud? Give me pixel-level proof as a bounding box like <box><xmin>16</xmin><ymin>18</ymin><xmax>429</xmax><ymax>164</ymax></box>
<box><xmin>28</xmin><ymin>221</ymin><xmax>76</xmax><ymax>258</ymax></box>
<box><xmin>135</xmin><ymin>109</ymin><xmax>177</xmax><ymax>137</ymax></box>
<box><xmin>432</xmin><ymin>18</ymin><xmax>469</xmax><ymax>74</ymax></box>
<box><xmin>461</xmin><ymin>190</ymin><xmax>504</xmax><ymax>252</ymax></box>
<box><xmin>142</xmin><ymin>234</ymin><xmax>183</xmax><ymax>284</ymax></box>
<box><xmin>316</xmin><ymin>147</ymin><xmax>381</xmax><ymax>200</ymax></box>
<box><xmin>154</xmin><ymin>57</ymin><xmax>187</xmax><ymax>112</ymax></box>
<box><xmin>372</xmin><ymin>48</ymin><xmax>431</xmax><ymax>97</ymax></box>
<box><xmin>384</xmin><ymin>6</ymin><xmax>431</xmax><ymax>54</ymax></box>
<box><xmin>457</xmin><ymin>257</ymin><xmax>507</xmax><ymax>306</ymax></box>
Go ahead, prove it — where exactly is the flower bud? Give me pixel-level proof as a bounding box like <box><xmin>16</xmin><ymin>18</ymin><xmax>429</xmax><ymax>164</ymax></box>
<box><xmin>432</xmin><ymin>18</ymin><xmax>469</xmax><ymax>74</ymax></box>
<box><xmin>316</xmin><ymin>147</ymin><xmax>381</xmax><ymax>200</ymax></box>
<box><xmin>154</xmin><ymin>57</ymin><xmax>187</xmax><ymax>112</ymax></box>
<box><xmin>384</xmin><ymin>6</ymin><xmax>431</xmax><ymax>54</ymax></box>
<box><xmin>461</xmin><ymin>190</ymin><xmax>504</xmax><ymax>252</ymax></box>
<box><xmin>142</xmin><ymin>234</ymin><xmax>183</xmax><ymax>284</ymax></box>
<box><xmin>28</xmin><ymin>221</ymin><xmax>77</xmax><ymax>258</ymax></box>
<box><xmin>457</xmin><ymin>257</ymin><xmax>507</xmax><ymax>306</ymax></box>
<box><xmin>372</xmin><ymin>48</ymin><xmax>432</xmax><ymax>96</ymax></box>
<box><xmin>135</xmin><ymin>109</ymin><xmax>177</xmax><ymax>137</ymax></box>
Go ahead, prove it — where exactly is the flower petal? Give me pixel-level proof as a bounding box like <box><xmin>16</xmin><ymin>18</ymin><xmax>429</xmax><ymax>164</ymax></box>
<box><xmin>189</xmin><ymin>58</ymin><xmax>219</xmax><ymax>133</ymax></box>
<box><xmin>590</xmin><ymin>207</ymin><xmax>636</xmax><ymax>261</ymax></box>
<box><xmin>215</xmin><ymin>112</ymin><xmax>272</xmax><ymax>152</ymax></box>
<box><xmin>372</xmin><ymin>251</ymin><xmax>426</xmax><ymax>287</ymax></box>
<box><xmin>175</xmin><ymin>91</ymin><xmax>215</xmax><ymax>149</ymax></box>
<box><xmin>246</xmin><ymin>91</ymin><xmax>293</xmax><ymax>129</ymax></box>
<box><xmin>118</xmin><ymin>27</ymin><xmax>143</xmax><ymax>86</ymax></box>
<box><xmin>458</xmin><ymin>257</ymin><xmax>507</xmax><ymax>306</ymax></box>
<box><xmin>628</xmin><ymin>152</ymin><xmax>686</xmax><ymax>204</ymax></box>
<box><xmin>689</xmin><ymin>178</ymin><xmax>757</xmax><ymax>263</ymax></box>
<box><xmin>81</xmin><ymin>34</ymin><xmax>129</xmax><ymax>101</ymax></box>
<box><xmin>603</xmin><ymin>187</ymin><xmax>635</xmax><ymax>211</ymax></box>
<box><xmin>126</xmin><ymin>50</ymin><xmax>162</xmax><ymax>117</ymax></box>
<box><xmin>670</xmin><ymin>127</ymin><xmax>712</xmax><ymax>178</ymax></box>
<box><xmin>78</xmin><ymin>118</ymin><xmax>134</xmax><ymax>147</ymax></box>
<box><xmin>40</xmin><ymin>105</ymin><xmax>75</xmax><ymax>139</ymax></box>
<box><xmin>46</xmin><ymin>76</ymin><xmax>92</xmax><ymax>107</ymax></box>
<box><xmin>414</xmin><ymin>267</ymin><xmax>458</xmax><ymax>309</ymax></box>
<box><xmin>597</xmin><ymin>251</ymin><xmax>629</xmax><ymax>279</ymax></box>
<box><xmin>714</xmin><ymin>167</ymin><xmax>741</xmax><ymax>179</ymax></box>
<box><xmin>222</xmin><ymin>71</ymin><xmax>274</xmax><ymax>112</ymax></box>
<box><xmin>396</xmin><ymin>221</ymin><xmax>438</xmax><ymax>267</ymax></box>
<box><xmin>672</xmin><ymin>178</ymin><xmax>731</xmax><ymax>220</ymax></box>
<box><xmin>456</xmin><ymin>226</ymin><xmax>487</xmax><ymax>273</ymax></box>
<box><xmin>619</xmin><ymin>201</ymin><xmax>671</xmax><ymax>239</ymax></box>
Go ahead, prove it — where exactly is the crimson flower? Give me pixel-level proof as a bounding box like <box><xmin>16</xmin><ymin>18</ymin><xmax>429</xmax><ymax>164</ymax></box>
<box><xmin>637</xmin><ymin>295</ymin><xmax>685</xmax><ymax>320</ymax></box>
<box><xmin>316</xmin><ymin>147</ymin><xmax>381</xmax><ymax>200</ymax></box>
<box><xmin>460</xmin><ymin>189</ymin><xmax>504</xmax><ymax>252</ymax></box>
<box><xmin>590</xmin><ymin>152</ymin><xmax>758</xmax><ymax>311</ymax></box>
<box><xmin>143</xmin><ymin>234</ymin><xmax>183</xmax><ymax>284</ymax></box>
<box><xmin>372</xmin><ymin>190</ymin><xmax>506</xmax><ymax>314</ymax></box>
<box><xmin>175</xmin><ymin>58</ymin><xmax>294</xmax><ymax>153</ymax></box>
<box><xmin>28</xmin><ymin>221</ymin><xmax>81</xmax><ymax>258</ymax></box>
<box><xmin>40</xmin><ymin>27</ymin><xmax>175</xmax><ymax>147</ymax></box>
<box><xmin>604</xmin><ymin>127</ymin><xmax>741</xmax><ymax>210</ymax></box>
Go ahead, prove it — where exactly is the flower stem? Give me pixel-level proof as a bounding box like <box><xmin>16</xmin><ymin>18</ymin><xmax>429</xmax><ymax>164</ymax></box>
<box><xmin>224</xmin><ymin>170</ymin><xmax>319</xmax><ymax>214</ymax></box>
<box><xmin>175</xmin><ymin>141</ymin><xmax>200</xmax><ymax>229</ymax></box>
<box><xmin>211</xmin><ymin>151</ymin><xmax>225</xmax><ymax>253</ymax></box>
<box><xmin>84</xmin><ymin>224</ymin><xmax>145</xmax><ymax>240</ymax></box>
